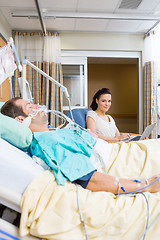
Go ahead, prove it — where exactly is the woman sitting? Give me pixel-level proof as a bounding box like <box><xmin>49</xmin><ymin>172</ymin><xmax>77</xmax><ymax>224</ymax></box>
<box><xmin>86</xmin><ymin>88</ymin><xmax>130</xmax><ymax>142</ymax></box>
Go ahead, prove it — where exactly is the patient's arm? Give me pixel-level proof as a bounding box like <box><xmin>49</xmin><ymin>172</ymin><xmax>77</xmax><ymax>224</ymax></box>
<box><xmin>86</xmin><ymin>172</ymin><xmax>160</xmax><ymax>194</ymax></box>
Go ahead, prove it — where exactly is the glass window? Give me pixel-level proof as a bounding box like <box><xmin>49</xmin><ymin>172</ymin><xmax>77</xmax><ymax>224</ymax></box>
<box><xmin>62</xmin><ymin>65</ymin><xmax>84</xmax><ymax>107</ymax></box>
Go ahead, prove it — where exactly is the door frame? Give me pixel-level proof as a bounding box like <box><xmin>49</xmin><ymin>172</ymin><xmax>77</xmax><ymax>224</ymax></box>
<box><xmin>61</xmin><ymin>50</ymin><xmax>142</xmax><ymax>133</ymax></box>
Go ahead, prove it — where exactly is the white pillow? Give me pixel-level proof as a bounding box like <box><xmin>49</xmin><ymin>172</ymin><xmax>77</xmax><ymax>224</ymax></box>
<box><xmin>0</xmin><ymin>138</ymin><xmax>44</xmax><ymax>194</ymax></box>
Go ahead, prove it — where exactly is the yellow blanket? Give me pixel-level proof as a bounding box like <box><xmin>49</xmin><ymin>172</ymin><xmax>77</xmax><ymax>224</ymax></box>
<box><xmin>20</xmin><ymin>139</ymin><xmax>160</xmax><ymax>240</ymax></box>
<box><xmin>107</xmin><ymin>139</ymin><xmax>160</xmax><ymax>178</ymax></box>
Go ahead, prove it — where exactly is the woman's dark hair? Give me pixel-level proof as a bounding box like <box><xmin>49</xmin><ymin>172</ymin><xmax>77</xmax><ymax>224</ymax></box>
<box><xmin>1</xmin><ymin>97</ymin><xmax>27</xmax><ymax>118</ymax></box>
<box><xmin>90</xmin><ymin>88</ymin><xmax>111</xmax><ymax>111</ymax></box>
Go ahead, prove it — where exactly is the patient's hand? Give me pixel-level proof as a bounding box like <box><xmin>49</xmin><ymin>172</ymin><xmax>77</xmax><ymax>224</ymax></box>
<box><xmin>145</xmin><ymin>175</ymin><xmax>160</xmax><ymax>193</ymax></box>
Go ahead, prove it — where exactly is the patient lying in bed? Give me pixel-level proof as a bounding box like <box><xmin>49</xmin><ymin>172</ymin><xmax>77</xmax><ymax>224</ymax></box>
<box><xmin>1</xmin><ymin>98</ymin><xmax>160</xmax><ymax>240</ymax></box>
<box><xmin>1</xmin><ymin>138</ymin><xmax>160</xmax><ymax>240</ymax></box>
<box><xmin>1</xmin><ymin>97</ymin><xmax>160</xmax><ymax>195</ymax></box>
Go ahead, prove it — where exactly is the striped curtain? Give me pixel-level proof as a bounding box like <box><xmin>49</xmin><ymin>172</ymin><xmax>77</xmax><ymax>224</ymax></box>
<box><xmin>41</xmin><ymin>61</ymin><xmax>63</xmax><ymax>126</ymax></box>
<box><xmin>12</xmin><ymin>32</ymin><xmax>62</xmax><ymax>127</ymax></box>
<box><xmin>144</xmin><ymin>61</ymin><xmax>157</xmax><ymax>138</ymax></box>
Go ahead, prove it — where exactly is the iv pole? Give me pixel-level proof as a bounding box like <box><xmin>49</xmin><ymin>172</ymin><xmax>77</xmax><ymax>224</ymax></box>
<box><xmin>22</xmin><ymin>59</ymin><xmax>74</xmax><ymax>121</ymax></box>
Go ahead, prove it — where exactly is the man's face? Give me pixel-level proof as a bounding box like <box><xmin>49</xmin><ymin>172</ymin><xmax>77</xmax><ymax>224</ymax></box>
<box><xmin>30</xmin><ymin>110</ymin><xmax>48</xmax><ymax>126</ymax></box>
<box><xmin>15</xmin><ymin>99</ymin><xmax>48</xmax><ymax>126</ymax></box>
<box><xmin>15</xmin><ymin>99</ymin><xmax>40</xmax><ymax>116</ymax></box>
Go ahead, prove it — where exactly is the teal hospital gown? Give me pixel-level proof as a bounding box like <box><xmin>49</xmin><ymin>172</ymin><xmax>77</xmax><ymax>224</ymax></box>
<box><xmin>29</xmin><ymin>128</ymin><xmax>96</xmax><ymax>185</ymax></box>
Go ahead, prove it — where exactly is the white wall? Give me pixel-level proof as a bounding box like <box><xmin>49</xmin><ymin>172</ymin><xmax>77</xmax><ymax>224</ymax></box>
<box><xmin>0</xmin><ymin>10</ymin><xmax>12</xmax><ymax>40</ymax></box>
<box><xmin>61</xmin><ymin>32</ymin><xmax>144</xmax><ymax>52</ymax></box>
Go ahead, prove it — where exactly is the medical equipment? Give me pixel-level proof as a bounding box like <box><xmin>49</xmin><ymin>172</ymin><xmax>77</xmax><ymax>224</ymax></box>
<box><xmin>28</xmin><ymin>106</ymin><xmax>108</xmax><ymax>174</ymax></box>
<box><xmin>23</xmin><ymin>105</ymin><xmax>74</xmax><ymax>129</ymax></box>
<box><xmin>76</xmin><ymin>184</ymin><xmax>88</xmax><ymax>240</ymax></box>
<box><xmin>117</xmin><ymin>176</ymin><xmax>160</xmax><ymax>196</ymax></box>
<box><xmin>115</xmin><ymin>176</ymin><xmax>160</xmax><ymax>240</ymax></box>
<box><xmin>0</xmin><ymin>38</ymin><xmax>20</xmax><ymax>85</ymax></box>
<box><xmin>137</xmin><ymin>193</ymin><xmax>149</xmax><ymax>240</ymax></box>
<box><xmin>51</xmin><ymin>108</ymin><xmax>109</xmax><ymax>174</ymax></box>
<box><xmin>0</xmin><ymin>37</ymin><xmax>22</xmax><ymax>100</ymax></box>
<box><xmin>18</xmin><ymin>77</ymin><xmax>33</xmax><ymax>103</ymax></box>
<box><xmin>9</xmin><ymin>38</ymin><xmax>22</xmax><ymax>73</ymax></box>
<box><xmin>22</xmin><ymin>59</ymin><xmax>74</xmax><ymax>121</ymax></box>
<box><xmin>29</xmin><ymin>105</ymin><xmax>89</xmax><ymax>132</ymax></box>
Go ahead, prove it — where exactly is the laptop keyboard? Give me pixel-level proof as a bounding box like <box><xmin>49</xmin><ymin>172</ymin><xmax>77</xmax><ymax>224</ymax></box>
<box><xmin>121</xmin><ymin>135</ymin><xmax>141</xmax><ymax>142</ymax></box>
<box><xmin>129</xmin><ymin>135</ymin><xmax>141</xmax><ymax>141</ymax></box>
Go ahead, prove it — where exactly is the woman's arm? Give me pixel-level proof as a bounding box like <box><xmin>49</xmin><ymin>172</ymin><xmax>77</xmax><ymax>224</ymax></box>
<box><xmin>115</xmin><ymin>129</ymin><xmax>130</xmax><ymax>141</ymax></box>
<box><xmin>87</xmin><ymin>116</ymin><xmax>117</xmax><ymax>141</ymax></box>
<box><xmin>86</xmin><ymin>172</ymin><xmax>160</xmax><ymax>194</ymax></box>
<box><xmin>87</xmin><ymin>116</ymin><xmax>130</xmax><ymax>142</ymax></box>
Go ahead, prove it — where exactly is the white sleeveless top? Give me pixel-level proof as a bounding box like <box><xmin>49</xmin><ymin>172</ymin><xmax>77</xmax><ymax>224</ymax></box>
<box><xmin>87</xmin><ymin>110</ymin><xmax>118</xmax><ymax>138</ymax></box>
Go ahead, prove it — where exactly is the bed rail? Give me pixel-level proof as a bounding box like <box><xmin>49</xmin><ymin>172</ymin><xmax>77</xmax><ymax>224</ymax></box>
<box><xmin>0</xmin><ymin>218</ymin><xmax>38</xmax><ymax>240</ymax></box>
<box><xmin>0</xmin><ymin>185</ymin><xmax>21</xmax><ymax>212</ymax></box>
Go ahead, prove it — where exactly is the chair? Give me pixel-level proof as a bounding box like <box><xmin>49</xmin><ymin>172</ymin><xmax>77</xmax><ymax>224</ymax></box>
<box><xmin>66</xmin><ymin>108</ymin><xmax>90</xmax><ymax>129</ymax></box>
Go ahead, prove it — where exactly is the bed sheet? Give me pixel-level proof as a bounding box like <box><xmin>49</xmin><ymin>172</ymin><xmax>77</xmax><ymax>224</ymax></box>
<box><xmin>20</xmin><ymin>170</ymin><xmax>160</xmax><ymax>240</ymax></box>
<box><xmin>0</xmin><ymin>138</ymin><xmax>44</xmax><ymax>195</ymax></box>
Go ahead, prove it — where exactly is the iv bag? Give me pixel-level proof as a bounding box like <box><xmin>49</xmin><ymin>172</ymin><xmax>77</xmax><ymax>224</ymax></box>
<box><xmin>0</xmin><ymin>44</ymin><xmax>17</xmax><ymax>85</ymax></box>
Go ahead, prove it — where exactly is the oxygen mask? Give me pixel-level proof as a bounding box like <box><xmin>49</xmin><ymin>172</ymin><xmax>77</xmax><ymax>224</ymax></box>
<box><xmin>23</xmin><ymin>105</ymin><xmax>48</xmax><ymax>127</ymax></box>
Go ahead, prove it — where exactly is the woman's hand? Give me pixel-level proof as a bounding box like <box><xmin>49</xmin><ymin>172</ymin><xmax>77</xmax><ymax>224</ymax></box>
<box><xmin>117</xmin><ymin>133</ymin><xmax>130</xmax><ymax>141</ymax></box>
<box><xmin>143</xmin><ymin>136</ymin><xmax>149</xmax><ymax>140</ymax></box>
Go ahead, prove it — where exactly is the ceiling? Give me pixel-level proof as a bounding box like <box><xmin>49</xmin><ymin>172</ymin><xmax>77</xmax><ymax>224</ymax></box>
<box><xmin>1</xmin><ymin>0</ymin><xmax>160</xmax><ymax>34</ymax></box>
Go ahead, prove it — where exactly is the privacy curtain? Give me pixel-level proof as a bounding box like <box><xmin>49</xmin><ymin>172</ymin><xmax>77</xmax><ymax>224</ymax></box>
<box><xmin>13</xmin><ymin>32</ymin><xmax>62</xmax><ymax>127</ymax></box>
<box><xmin>143</xmin><ymin>61</ymin><xmax>157</xmax><ymax>138</ymax></box>
<box><xmin>144</xmin><ymin>30</ymin><xmax>158</xmax><ymax>138</ymax></box>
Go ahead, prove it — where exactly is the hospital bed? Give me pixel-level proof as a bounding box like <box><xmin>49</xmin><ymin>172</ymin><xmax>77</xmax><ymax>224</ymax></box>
<box><xmin>0</xmin><ymin>137</ymin><xmax>44</xmax><ymax>239</ymax></box>
<box><xmin>1</xmin><ymin>117</ymin><xmax>160</xmax><ymax>240</ymax></box>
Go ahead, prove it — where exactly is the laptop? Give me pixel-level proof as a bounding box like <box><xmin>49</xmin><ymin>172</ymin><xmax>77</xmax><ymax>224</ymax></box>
<box><xmin>122</xmin><ymin>123</ymin><xmax>156</xmax><ymax>142</ymax></box>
